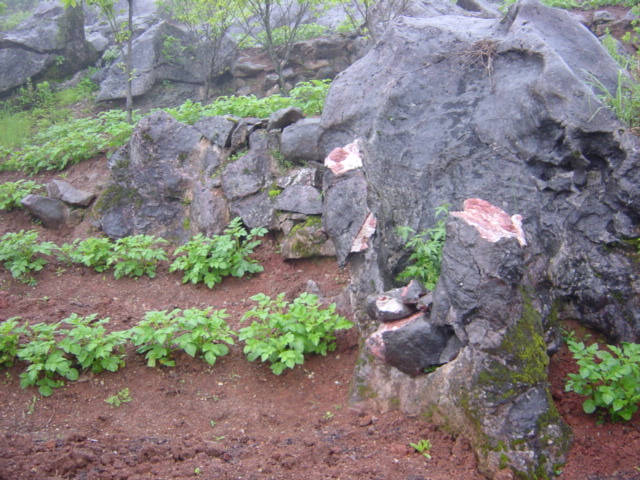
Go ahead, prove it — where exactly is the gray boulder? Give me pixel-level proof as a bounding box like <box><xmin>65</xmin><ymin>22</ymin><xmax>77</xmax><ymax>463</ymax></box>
<box><xmin>46</xmin><ymin>180</ymin><xmax>95</xmax><ymax>207</ymax></box>
<box><xmin>0</xmin><ymin>1</ymin><xmax>97</xmax><ymax>95</ymax></box>
<box><xmin>281</xmin><ymin>118</ymin><xmax>323</xmax><ymax>164</ymax></box>
<box><xmin>274</xmin><ymin>185</ymin><xmax>323</xmax><ymax>215</ymax></box>
<box><xmin>21</xmin><ymin>195</ymin><xmax>68</xmax><ymax>229</ymax></box>
<box><xmin>96</xmin><ymin>110</ymin><xmax>229</xmax><ymax>241</ymax></box>
<box><xmin>319</xmin><ymin>0</ymin><xmax>639</xmax><ymax>477</ymax></box>
<box><xmin>279</xmin><ymin>217</ymin><xmax>336</xmax><ymax>259</ymax></box>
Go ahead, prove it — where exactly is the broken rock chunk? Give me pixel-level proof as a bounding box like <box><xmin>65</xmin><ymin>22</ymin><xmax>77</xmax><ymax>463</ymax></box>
<box><xmin>450</xmin><ymin>198</ymin><xmax>526</xmax><ymax>247</ymax></box>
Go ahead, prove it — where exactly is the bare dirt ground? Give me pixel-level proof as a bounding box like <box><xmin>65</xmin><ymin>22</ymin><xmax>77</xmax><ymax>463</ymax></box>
<box><xmin>0</xmin><ymin>160</ymin><xmax>639</xmax><ymax>480</ymax></box>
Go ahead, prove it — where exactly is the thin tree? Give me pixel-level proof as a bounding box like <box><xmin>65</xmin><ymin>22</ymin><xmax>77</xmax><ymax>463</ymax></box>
<box><xmin>157</xmin><ymin>0</ymin><xmax>246</xmax><ymax>100</ymax></box>
<box><xmin>62</xmin><ymin>0</ymin><xmax>135</xmax><ymax>124</ymax></box>
<box><xmin>342</xmin><ymin>0</ymin><xmax>410</xmax><ymax>43</ymax></box>
<box><xmin>239</xmin><ymin>0</ymin><xmax>332</xmax><ymax>94</ymax></box>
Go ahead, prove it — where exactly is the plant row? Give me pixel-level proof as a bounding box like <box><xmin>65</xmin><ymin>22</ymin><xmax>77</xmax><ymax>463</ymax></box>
<box><xmin>0</xmin><ymin>292</ymin><xmax>353</xmax><ymax>396</ymax></box>
<box><xmin>0</xmin><ymin>79</ymin><xmax>331</xmax><ymax>174</ymax></box>
<box><xmin>0</xmin><ymin>218</ymin><xmax>267</xmax><ymax>286</ymax></box>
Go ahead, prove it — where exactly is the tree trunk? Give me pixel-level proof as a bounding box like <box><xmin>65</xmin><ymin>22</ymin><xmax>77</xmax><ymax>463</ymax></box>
<box><xmin>125</xmin><ymin>0</ymin><xmax>133</xmax><ymax>124</ymax></box>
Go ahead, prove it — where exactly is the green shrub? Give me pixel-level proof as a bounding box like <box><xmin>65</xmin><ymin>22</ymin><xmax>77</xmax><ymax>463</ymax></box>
<box><xmin>0</xmin><ymin>179</ymin><xmax>41</xmax><ymax>210</ymax></box>
<box><xmin>130</xmin><ymin>308</ymin><xmax>234</xmax><ymax>367</ymax></box>
<box><xmin>130</xmin><ymin>309</ymin><xmax>182</xmax><ymax>367</ymax></box>
<box><xmin>170</xmin><ymin>217</ymin><xmax>267</xmax><ymax>288</ymax></box>
<box><xmin>109</xmin><ymin>234</ymin><xmax>169</xmax><ymax>279</ymax></box>
<box><xmin>238</xmin><ymin>292</ymin><xmax>354</xmax><ymax>375</ymax></box>
<box><xmin>0</xmin><ymin>230</ymin><xmax>56</xmax><ymax>284</ymax></box>
<box><xmin>565</xmin><ymin>332</ymin><xmax>640</xmax><ymax>422</ymax></box>
<box><xmin>16</xmin><ymin>79</ymin><xmax>55</xmax><ymax>110</ymax></box>
<box><xmin>57</xmin><ymin>313</ymin><xmax>131</xmax><ymax>373</ymax></box>
<box><xmin>396</xmin><ymin>205</ymin><xmax>449</xmax><ymax>290</ymax></box>
<box><xmin>17</xmin><ymin>321</ymin><xmax>79</xmax><ymax>396</ymax></box>
<box><xmin>163</xmin><ymin>80</ymin><xmax>332</xmax><ymax>123</ymax></box>
<box><xmin>59</xmin><ymin>237</ymin><xmax>114</xmax><ymax>272</ymax></box>
<box><xmin>0</xmin><ymin>317</ymin><xmax>22</xmax><ymax>368</ymax></box>
<box><xmin>171</xmin><ymin>308</ymin><xmax>235</xmax><ymax>366</ymax></box>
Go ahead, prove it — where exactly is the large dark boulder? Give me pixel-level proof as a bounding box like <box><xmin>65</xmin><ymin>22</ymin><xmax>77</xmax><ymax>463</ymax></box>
<box><xmin>318</xmin><ymin>0</ymin><xmax>640</xmax><ymax>477</ymax></box>
<box><xmin>0</xmin><ymin>0</ymin><xmax>97</xmax><ymax>95</ymax></box>
<box><xmin>97</xmin><ymin>110</ymin><xmax>229</xmax><ymax>242</ymax></box>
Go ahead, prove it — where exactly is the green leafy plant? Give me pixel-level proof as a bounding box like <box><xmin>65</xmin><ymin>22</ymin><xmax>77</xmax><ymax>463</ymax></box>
<box><xmin>410</xmin><ymin>439</ymin><xmax>433</xmax><ymax>459</ymax></box>
<box><xmin>162</xmin><ymin>80</ymin><xmax>331</xmax><ymax>124</ymax></box>
<box><xmin>57</xmin><ymin>313</ymin><xmax>131</xmax><ymax>373</ymax></box>
<box><xmin>565</xmin><ymin>332</ymin><xmax>640</xmax><ymax>422</ymax></box>
<box><xmin>59</xmin><ymin>237</ymin><xmax>114</xmax><ymax>272</ymax></box>
<box><xmin>130</xmin><ymin>309</ymin><xmax>182</xmax><ymax>367</ymax></box>
<box><xmin>17</xmin><ymin>321</ymin><xmax>79</xmax><ymax>396</ymax></box>
<box><xmin>0</xmin><ymin>230</ymin><xmax>56</xmax><ymax>284</ymax></box>
<box><xmin>238</xmin><ymin>292</ymin><xmax>354</xmax><ymax>375</ymax></box>
<box><xmin>0</xmin><ymin>317</ymin><xmax>22</xmax><ymax>368</ymax></box>
<box><xmin>130</xmin><ymin>307</ymin><xmax>234</xmax><ymax>367</ymax></box>
<box><xmin>105</xmin><ymin>387</ymin><xmax>132</xmax><ymax>407</ymax></box>
<box><xmin>109</xmin><ymin>234</ymin><xmax>169</xmax><ymax>279</ymax></box>
<box><xmin>170</xmin><ymin>217</ymin><xmax>267</xmax><ymax>288</ymax></box>
<box><xmin>1</xmin><ymin>110</ymin><xmax>139</xmax><ymax>174</ymax></box>
<box><xmin>17</xmin><ymin>79</ymin><xmax>55</xmax><ymax>110</ymax></box>
<box><xmin>0</xmin><ymin>180</ymin><xmax>41</xmax><ymax>210</ymax></box>
<box><xmin>172</xmin><ymin>308</ymin><xmax>235</xmax><ymax>366</ymax></box>
<box><xmin>396</xmin><ymin>204</ymin><xmax>449</xmax><ymax>290</ymax></box>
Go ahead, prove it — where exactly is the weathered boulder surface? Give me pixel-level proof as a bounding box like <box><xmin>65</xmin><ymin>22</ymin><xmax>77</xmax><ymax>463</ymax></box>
<box><xmin>318</xmin><ymin>0</ymin><xmax>640</xmax><ymax>477</ymax></box>
<box><xmin>95</xmin><ymin>111</ymin><xmax>334</xmax><ymax>258</ymax></box>
<box><xmin>97</xmin><ymin>110</ymin><xmax>228</xmax><ymax>241</ymax></box>
<box><xmin>0</xmin><ymin>0</ymin><xmax>97</xmax><ymax>95</ymax></box>
<box><xmin>96</xmin><ymin>21</ymin><xmax>219</xmax><ymax>102</ymax></box>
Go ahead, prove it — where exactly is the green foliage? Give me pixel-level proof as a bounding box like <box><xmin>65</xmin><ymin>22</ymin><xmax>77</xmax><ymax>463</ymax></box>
<box><xmin>170</xmin><ymin>217</ymin><xmax>267</xmax><ymax>288</ymax></box>
<box><xmin>586</xmin><ymin>69</ymin><xmax>640</xmax><ymax>129</ymax></box>
<box><xmin>105</xmin><ymin>387</ymin><xmax>132</xmax><ymax>407</ymax></box>
<box><xmin>17</xmin><ymin>321</ymin><xmax>79</xmax><ymax>396</ymax></box>
<box><xmin>410</xmin><ymin>439</ymin><xmax>433</xmax><ymax>459</ymax></box>
<box><xmin>161</xmin><ymin>34</ymin><xmax>187</xmax><ymax>62</ymax></box>
<box><xmin>171</xmin><ymin>308</ymin><xmax>235</xmax><ymax>366</ymax></box>
<box><xmin>0</xmin><ymin>230</ymin><xmax>56</xmax><ymax>284</ymax></box>
<box><xmin>162</xmin><ymin>79</ymin><xmax>331</xmax><ymax>123</ymax></box>
<box><xmin>59</xmin><ymin>237</ymin><xmax>114</xmax><ymax>272</ymax></box>
<box><xmin>130</xmin><ymin>309</ymin><xmax>182</xmax><ymax>367</ymax></box>
<box><xmin>0</xmin><ymin>317</ymin><xmax>22</xmax><ymax>368</ymax></box>
<box><xmin>238</xmin><ymin>292</ymin><xmax>354</xmax><ymax>375</ymax></box>
<box><xmin>565</xmin><ymin>332</ymin><xmax>640</xmax><ymax>422</ymax></box>
<box><xmin>0</xmin><ymin>108</ymin><xmax>31</xmax><ymax>149</ymax></box>
<box><xmin>109</xmin><ymin>234</ymin><xmax>169</xmax><ymax>279</ymax></box>
<box><xmin>57</xmin><ymin>313</ymin><xmax>131</xmax><ymax>373</ymax></box>
<box><xmin>130</xmin><ymin>307</ymin><xmax>234</xmax><ymax>367</ymax></box>
<box><xmin>16</xmin><ymin>79</ymin><xmax>55</xmax><ymax>110</ymax></box>
<box><xmin>242</xmin><ymin>22</ymin><xmax>328</xmax><ymax>48</ymax></box>
<box><xmin>0</xmin><ymin>179</ymin><xmax>42</xmax><ymax>210</ymax></box>
<box><xmin>2</xmin><ymin>109</ymin><xmax>139</xmax><ymax>174</ymax></box>
<box><xmin>289</xmin><ymin>79</ymin><xmax>332</xmax><ymax>116</ymax></box>
<box><xmin>396</xmin><ymin>204</ymin><xmax>449</xmax><ymax>290</ymax></box>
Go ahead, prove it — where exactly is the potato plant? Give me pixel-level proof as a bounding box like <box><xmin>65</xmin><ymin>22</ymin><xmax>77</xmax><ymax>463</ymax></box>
<box><xmin>239</xmin><ymin>292</ymin><xmax>353</xmax><ymax>375</ymax></box>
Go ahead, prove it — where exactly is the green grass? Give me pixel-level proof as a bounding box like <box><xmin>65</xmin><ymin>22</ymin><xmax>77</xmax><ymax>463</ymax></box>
<box><xmin>0</xmin><ymin>109</ymin><xmax>31</xmax><ymax>149</ymax></box>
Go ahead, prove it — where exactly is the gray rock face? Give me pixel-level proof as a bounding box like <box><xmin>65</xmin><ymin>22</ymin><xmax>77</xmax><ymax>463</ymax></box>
<box><xmin>96</xmin><ymin>111</ymin><xmax>330</xmax><ymax>241</ymax></box>
<box><xmin>318</xmin><ymin>0</ymin><xmax>639</xmax><ymax>477</ymax></box>
<box><xmin>97</xmin><ymin>110</ymin><xmax>229</xmax><ymax>241</ymax></box>
<box><xmin>96</xmin><ymin>21</ymin><xmax>230</xmax><ymax>101</ymax></box>
<box><xmin>274</xmin><ymin>185</ymin><xmax>323</xmax><ymax>215</ymax></box>
<box><xmin>0</xmin><ymin>1</ymin><xmax>97</xmax><ymax>95</ymax></box>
